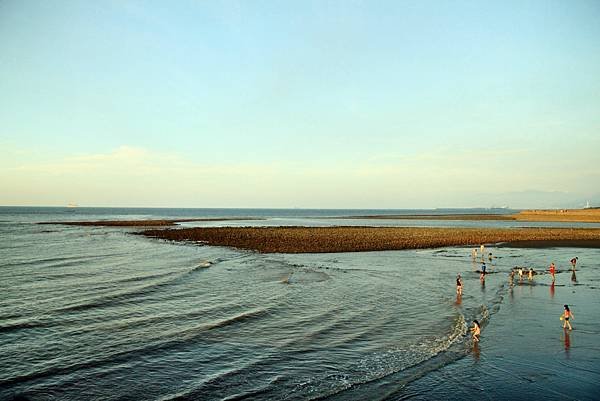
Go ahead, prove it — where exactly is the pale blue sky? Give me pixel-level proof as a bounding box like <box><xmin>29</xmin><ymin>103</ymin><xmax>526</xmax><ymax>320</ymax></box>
<box><xmin>1</xmin><ymin>0</ymin><xmax>599</xmax><ymax>208</ymax></box>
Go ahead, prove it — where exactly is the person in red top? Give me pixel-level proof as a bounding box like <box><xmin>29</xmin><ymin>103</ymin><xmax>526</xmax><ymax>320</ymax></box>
<box><xmin>549</xmin><ymin>262</ymin><xmax>556</xmax><ymax>282</ymax></box>
<box><xmin>561</xmin><ymin>305</ymin><xmax>574</xmax><ymax>330</ymax></box>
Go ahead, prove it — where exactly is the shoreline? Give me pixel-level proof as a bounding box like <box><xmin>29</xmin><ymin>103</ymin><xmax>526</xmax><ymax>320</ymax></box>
<box><xmin>139</xmin><ymin>226</ymin><xmax>600</xmax><ymax>253</ymax></box>
<box><xmin>38</xmin><ymin>208</ymin><xmax>600</xmax><ymax>226</ymax></box>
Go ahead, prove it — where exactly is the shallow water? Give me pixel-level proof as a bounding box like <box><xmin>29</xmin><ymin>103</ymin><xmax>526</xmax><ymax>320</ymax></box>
<box><xmin>1</xmin><ymin>208</ymin><xmax>599</xmax><ymax>400</ymax></box>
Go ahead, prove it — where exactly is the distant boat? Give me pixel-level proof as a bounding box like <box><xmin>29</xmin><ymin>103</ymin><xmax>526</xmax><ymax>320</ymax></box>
<box><xmin>67</xmin><ymin>203</ymin><xmax>78</xmax><ymax>208</ymax></box>
<box><xmin>584</xmin><ymin>201</ymin><xmax>591</xmax><ymax>209</ymax></box>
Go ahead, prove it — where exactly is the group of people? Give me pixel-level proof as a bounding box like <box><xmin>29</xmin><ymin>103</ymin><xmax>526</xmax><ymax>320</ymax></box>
<box><xmin>459</xmin><ymin>248</ymin><xmax>580</xmax><ymax>342</ymax></box>
<box><xmin>509</xmin><ymin>266</ymin><xmax>535</xmax><ymax>283</ymax></box>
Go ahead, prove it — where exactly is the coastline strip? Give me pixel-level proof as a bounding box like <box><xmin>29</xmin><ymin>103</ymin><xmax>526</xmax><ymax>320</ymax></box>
<box><xmin>336</xmin><ymin>209</ymin><xmax>600</xmax><ymax>223</ymax></box>
<box><xmin>334</xmin><ymin>214</ymin><xmax>515</xmax><ymax>221</ymax></box>
<box><xmin>139</xmin><ymin>226</ymin><xmax>600</xmax><ymax>253</ymax></box>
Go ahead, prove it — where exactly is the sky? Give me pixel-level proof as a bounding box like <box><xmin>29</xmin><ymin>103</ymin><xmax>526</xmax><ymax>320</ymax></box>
<box><xmin>1</xmin><ymin>0</ymin><xmax>599</xmax><ymax>209</ymax></box>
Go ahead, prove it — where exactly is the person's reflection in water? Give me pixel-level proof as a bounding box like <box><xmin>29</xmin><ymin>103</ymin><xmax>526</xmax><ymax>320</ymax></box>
<box><xmin>571</xmin><ymin>270</ymin><xmax>577</xmax><ymax>283</ymax></box>
<box><xmin>562</xmin><ymin>330</ymin><xmax>571</xmax><ymax>359</ymax></box>
<box><xmin>472</xmin><ymin>342</ymin><xmax>480</xmax><ymax>362</ymax></box>
<box><xmin>550</xmin><ymin>281</ymin><xmax>555</xmax><ymax>298</ymax></box>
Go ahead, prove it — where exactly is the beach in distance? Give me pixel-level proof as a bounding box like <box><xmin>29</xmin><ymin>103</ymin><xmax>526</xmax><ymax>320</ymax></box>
<box><xmin>341</xmin><ymin>208</ymin><xmax>600</xmax><ymax>223</ymax></box>
<box><xmin>40</xmin><ymin>208</ymin><xmax>600</xmax><ymax>227</ymax></box>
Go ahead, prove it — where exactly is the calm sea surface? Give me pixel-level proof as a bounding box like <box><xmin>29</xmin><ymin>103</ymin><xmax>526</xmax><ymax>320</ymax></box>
<box><xmin>1</xmin><ymin>208</ymin><xmax>599</xmax><ymax>400</ymax></box>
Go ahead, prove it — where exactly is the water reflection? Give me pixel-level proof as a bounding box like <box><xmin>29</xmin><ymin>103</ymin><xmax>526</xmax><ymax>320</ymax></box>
<box><xmin>562</xmin><ymin>330</ymin><xmax>571</xmax><ymax>358</ymax></box>
<box><xmin>472</xmin><ymin>342</ymin><xmax>480</xmax><ymax>362</ymax></box>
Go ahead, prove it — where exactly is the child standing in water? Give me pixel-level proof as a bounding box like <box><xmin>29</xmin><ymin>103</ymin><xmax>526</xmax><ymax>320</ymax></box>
<box><xmin>456</xmin><ymin>274</ymin><xmax>463</xmax><ymax>295</ymax></box>
<box><xmin>528</xmin><ymin>268</ymin><xmax>534</xmax><ymax>281</ymax></box>
<box><xmin>549</xmin><ymin>263</ymin><xmax>556</xmax><ymax>282</ymax></box>
<box><xmin>561</xmin><ymin>305</ymin><xmax>574</xmax><ymax>330</ymax></box>
<box><xmin>518</xmin><ymin>267</ymin><xmax>524</xmax><ymax>281</ymax></box>
<box><xmin>471</xmin><ymin>320</ymin><xmax>481</xmax><ymax>342</ymax></box>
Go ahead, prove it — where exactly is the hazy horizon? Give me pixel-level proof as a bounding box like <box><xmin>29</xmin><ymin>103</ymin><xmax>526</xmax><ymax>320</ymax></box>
<box><xmin>2</xmin><ymin>1</ymin><xmax>599</xmax><ymax>209</ymax></box>
<box><xmin>0</xmin><ymin>199</ymin><xmax>597</xmax><ymax>210</ymax></box>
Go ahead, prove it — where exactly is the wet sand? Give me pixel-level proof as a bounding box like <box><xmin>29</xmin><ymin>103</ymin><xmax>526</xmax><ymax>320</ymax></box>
<box><xmin>139</xmin><ymin>226</ymin><xmax>600</xmax><ymax>253</ymax></box>
<box><xmin>362</xmin><ymin>247</ymin><xmax>600</xmax><ymax>401</ymax></box>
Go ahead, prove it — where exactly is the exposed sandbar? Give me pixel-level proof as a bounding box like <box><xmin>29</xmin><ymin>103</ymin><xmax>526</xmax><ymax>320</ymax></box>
<box><xmin>139</xmin><ymin>226</ymin><xmax>600</xmax><ymax>253</ymax></box>
<box><xmin>38</xmin><ymin>218</ymin><xmax>264</xmax><ymax>227</ymax></box>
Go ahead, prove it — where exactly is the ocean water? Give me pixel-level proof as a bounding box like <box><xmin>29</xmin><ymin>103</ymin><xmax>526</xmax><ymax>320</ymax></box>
<box><xmin>1</xmin><ymin>208</ymin><xmax>599</xmax><ymax>400</ymax></box>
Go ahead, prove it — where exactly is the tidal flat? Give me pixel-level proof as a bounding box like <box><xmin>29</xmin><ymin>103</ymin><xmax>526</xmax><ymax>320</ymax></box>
<box><xmin>139</xmin><ymin>226</ymin><xmax>600</xmax><ymax>253</ymax></box>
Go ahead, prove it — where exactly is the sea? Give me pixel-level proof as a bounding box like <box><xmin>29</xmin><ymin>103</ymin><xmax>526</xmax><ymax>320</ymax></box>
<box><xmin>1</xmin><ymin>207</ymin><xmax>599</xmax><ymax>401</ymax></box>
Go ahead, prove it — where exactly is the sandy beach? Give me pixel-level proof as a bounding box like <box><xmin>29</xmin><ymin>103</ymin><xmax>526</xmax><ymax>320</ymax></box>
<box><xmin>139</xmin><ymin>226</ymin><xmax>600</xmax><ymax>253</ymax></box>
<box><xmin>513</xmin><ymin>208</ymin><xmax>600</xmax><ymax>222</ymax></box>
